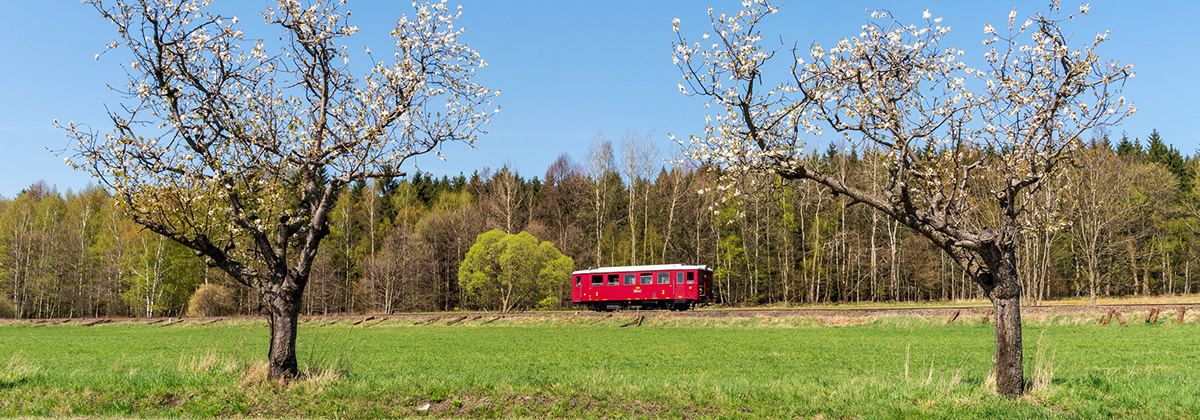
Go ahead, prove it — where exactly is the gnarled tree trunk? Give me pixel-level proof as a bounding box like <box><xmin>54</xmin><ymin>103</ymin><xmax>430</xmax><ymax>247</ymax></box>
<box><xmin>263</xmin><ymin>287</ymin><xmax>303</xmax><ymax>380</ymax></box>
<box><xmin>979</xmin><ymin>243</ymin><xmax>1025</xmax><ymax>396</ymax></box>
<box><xmin>991</xmin><ymin>290</ymin><xmax>1024</xmax><ymax>396</ymax></box>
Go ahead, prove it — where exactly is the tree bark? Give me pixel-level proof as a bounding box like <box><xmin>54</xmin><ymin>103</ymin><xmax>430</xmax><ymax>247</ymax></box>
<box><xmin>983</xmin><ymin>248</ymin><xmax>1025</xmax><ymax>397</ymax></box>
<box><xmin>264</xmin><ymin>289</ymin><xmax>302</xmax><ymax>380</ymax></box>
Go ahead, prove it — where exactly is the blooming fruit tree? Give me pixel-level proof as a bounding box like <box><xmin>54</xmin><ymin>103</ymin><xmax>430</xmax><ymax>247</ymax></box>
<box><xmin>63</xmin><ymin>0</ymin><xmax>498</xmax><ymax>380</ymax></box>
<box><xmin>673</xmin><ymin>1</ymin><xmax>1131</xmax><ymax>396</ymax></box>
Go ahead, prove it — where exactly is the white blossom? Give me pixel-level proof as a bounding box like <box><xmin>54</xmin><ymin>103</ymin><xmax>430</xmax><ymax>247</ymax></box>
<box><xmin>63</xmin><ymin>0</ymin><xmax>499</xmax><ymax>286</ymax></box>
<box><xmin>671</xmin><ymin>0</ymin><xmax>1134</xmax><ymax>259</ymax></box>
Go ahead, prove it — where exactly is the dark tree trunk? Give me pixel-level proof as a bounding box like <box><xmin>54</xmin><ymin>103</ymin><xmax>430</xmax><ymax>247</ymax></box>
<box><xmin>991</xmin><ymin>290</ymin><xmax>1023</xmax><ymax>395</ymax></box>
<box><xmin>263</xmin><ymin>289</ymin><xmax>301</xmax><ymax>380</ymax></box>
<box><xmin>981</xmin><ymin>245</ymin><xmax>1025</xmax><ymax>396</ymax></box>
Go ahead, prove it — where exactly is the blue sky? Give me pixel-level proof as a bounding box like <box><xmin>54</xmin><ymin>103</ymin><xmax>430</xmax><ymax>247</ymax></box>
<box><xmin>1</xmin><ymin>1</ymin><xmax>1196</xmax><ymax>199</ymax></box>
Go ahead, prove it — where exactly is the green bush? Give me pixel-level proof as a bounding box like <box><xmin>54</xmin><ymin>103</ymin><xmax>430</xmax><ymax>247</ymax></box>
<box><xmin>459</xmin><ymin>229</ymin><xmax>574</xmax><ymax>312</ymax></box>
<box><xmin>186</xmin><ymin>284</ymin><xmax>236</xmax><ymax>317</ymax></box>
<box><xmin>0</xmin><ymin>295</ymin><xmax>15</xmax><ymax>319</ymax></box>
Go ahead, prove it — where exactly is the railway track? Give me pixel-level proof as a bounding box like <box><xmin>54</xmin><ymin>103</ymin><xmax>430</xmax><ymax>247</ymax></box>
<box><xmin>668</xmin><ymin>301</ymin><xmax>1200</xmax><ymax>318</ymax></box>
<box><xmin>3</xmin><ymin>301</ymin><xmax>1196</xmax><ymax>325</ymax></box>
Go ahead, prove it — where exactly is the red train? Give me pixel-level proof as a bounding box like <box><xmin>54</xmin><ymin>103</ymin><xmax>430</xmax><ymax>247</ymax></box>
<box><xmin>571</xmin><ymin>264</ymin><xmax>714</xmax><ymax>311</ymax></box>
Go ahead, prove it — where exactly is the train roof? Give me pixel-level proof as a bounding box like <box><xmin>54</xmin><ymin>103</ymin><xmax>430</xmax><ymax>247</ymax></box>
<box><xmin>571</xmin><ymin>264</ymin><xmax>712</xmax><ymax>275</ymax></box>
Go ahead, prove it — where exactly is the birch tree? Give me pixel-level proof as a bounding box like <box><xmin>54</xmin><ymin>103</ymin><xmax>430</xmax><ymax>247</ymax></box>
<box><xmin>1069</xmin><ymin>145</ymin><xmax>1159</xmax><ymax>304</ymax></box>
<box><xmin>63</xmin><ymin>0</ymin><xmax>497</xmax><ymax>379</ymax></box>
<box><xmin>122</xmin><ymin>232</ymin><xmax>170</xmax><ymax>317</ymax></box>
<box><xmin>673</xmin><ymin>1</ymin><xmax>1132</xmax><ymax>396</ymax></box>
<box><xmin>586</xmin><ymin>135</ymin><xmax>617</xmax><ymax>266</ymax></box>
<box><xmin>619</xmin><ymin>131</ymin><xmax>657</xmax><ymax>265</ymax></box>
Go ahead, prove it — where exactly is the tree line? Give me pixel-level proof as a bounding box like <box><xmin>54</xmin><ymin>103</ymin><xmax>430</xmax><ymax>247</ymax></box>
<box><xmin>0</xmin><ymin>129</ymin><xmax>1194</xmax><ymax>317</ymax></box>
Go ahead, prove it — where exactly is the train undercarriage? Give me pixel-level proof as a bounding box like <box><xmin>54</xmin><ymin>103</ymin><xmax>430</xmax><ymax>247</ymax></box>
<box><xmin>579</xmin><ymin>299</ymin><xmax>696</xmax><ymax>312</ymax></box>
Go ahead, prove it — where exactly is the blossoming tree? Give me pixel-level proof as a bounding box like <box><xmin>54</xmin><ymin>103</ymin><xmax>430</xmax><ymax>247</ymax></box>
<box><xmin>62</xmin><ymin>0</ymin><xmax>497</xmax><ymax>379</ymax></box>
<box><xmin>673</xmin><ymin>1</ymin><xmax>1132</xmax><ymax>396</ymax></box>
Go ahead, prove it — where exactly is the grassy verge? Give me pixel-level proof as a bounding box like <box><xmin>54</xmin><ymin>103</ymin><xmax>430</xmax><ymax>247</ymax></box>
<box><xmin>1</xmin><ymin>315</ymin><xmax>1197</xmax><ymax>419</ymax></box>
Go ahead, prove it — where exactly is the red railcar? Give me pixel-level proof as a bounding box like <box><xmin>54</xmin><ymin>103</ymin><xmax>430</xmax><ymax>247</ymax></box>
<box><xmin>571</xmin><ymin>264</ymin><xmax>714</xmax><ymax>311</ymax></box>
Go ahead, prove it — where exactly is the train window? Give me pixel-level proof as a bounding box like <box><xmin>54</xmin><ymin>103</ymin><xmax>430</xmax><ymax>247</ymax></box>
<box><xmin>640</xmin><ymin>273</ymin><xmax>653</xmax><ymax>284</ymax></box>
<box><xmin>658</xmin><ymin>272</ymin><xmax>670</xmax><ymax>284</ymax></box>
<box><xmin>590</xmin><ymin>275</ymin><xmax>603</xmax><ymax>287</ymax></box>
<box><xmin>576</xmin><ymin>276</ymin><xmax>581</xmax><ymax>287</ymax></box>
<box><xmin>624</xmin><ymin>273</ymin><xmax>635</xmax><ymax>285</ymax></box>
<box><xmin>677</xmin><ymin>272</ymin><xmax>685</xmax><ymax>284</ymax></box>
<box><xmin>607</xmin><ymin>274</ymin><xmax>619</xmax><ymax>286</ymax></box>
<box><xmin>687</xmin><ymin>272</ymin><xmax>696</xmax><ymax>284</ymax></box>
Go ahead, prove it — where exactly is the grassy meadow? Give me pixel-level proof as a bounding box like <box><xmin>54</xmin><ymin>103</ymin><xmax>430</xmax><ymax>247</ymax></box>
<box><xmin>1</xmin><ymin>313</ymin><xmax>1198</xmax><ymax>419</ymax></box>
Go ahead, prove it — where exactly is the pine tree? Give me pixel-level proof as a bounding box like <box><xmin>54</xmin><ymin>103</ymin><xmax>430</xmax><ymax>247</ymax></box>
<box><xmin>1145</xmin><ymin>130</ymin><xmax>1195</xmax><ymax>193</ymax></box>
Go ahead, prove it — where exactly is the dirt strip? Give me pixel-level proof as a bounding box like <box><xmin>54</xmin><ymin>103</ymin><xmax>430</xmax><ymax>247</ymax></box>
<box><xmin>2</xmin><ymin>302</ymin><xmax>1197</xmax><ymax>326</ymax></box>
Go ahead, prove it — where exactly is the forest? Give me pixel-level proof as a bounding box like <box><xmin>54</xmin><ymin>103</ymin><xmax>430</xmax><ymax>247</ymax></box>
<box><xmin>1</xmin><ymin>129</ymin><xmax>1195</xmax><ymax>318</ymax></box>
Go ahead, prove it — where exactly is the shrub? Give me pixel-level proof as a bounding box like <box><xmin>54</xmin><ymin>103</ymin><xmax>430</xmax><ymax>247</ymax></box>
<box><xmin>187</xmin><ymin>284</ymin><xmax>236</xmax><ymax>317</ymax></box>
<box><xmin>0</xmin><ymin>296</ymin><xmax>15</xmax><ymax>319</ymax></box>
<box><xmin>458</xmin><ymin>229</ymin><xmax>575</xmax><ymax>312</ymax></box>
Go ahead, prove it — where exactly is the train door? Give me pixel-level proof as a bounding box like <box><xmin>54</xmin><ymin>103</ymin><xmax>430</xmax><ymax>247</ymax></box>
<box><xmin>572</xmin><ymin>275</ymin><xmax>581</xmax><ymax>302</ymax></box>
<box><xmin>673</xmin><ymin>271</ymin><xmax>684</xmax><ymax>299</ymax></box>
<box><xmin>656</xmin><ymin>272</ymin><xmax>671</xmax><ymax>301</ymax></box>
<box><xmin>590</xmin><ymin>274</ymin><xmax>605</xmax><ymax>300</ymax></box>
<box><xmin>678</xmin><ymin>271</ymin><xmax>696</xmax><ymax>299</ymax></box>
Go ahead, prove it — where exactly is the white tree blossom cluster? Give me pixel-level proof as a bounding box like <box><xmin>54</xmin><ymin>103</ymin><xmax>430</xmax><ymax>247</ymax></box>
<box><xmin>672</xmin><ymin>0</ymin><xmax>1132</xmax><ymax>273</ymax></box>
<box><xmin>61</xmin><ymin>0</ymin><xmax>498</xmax><ymax>285</ymax></box>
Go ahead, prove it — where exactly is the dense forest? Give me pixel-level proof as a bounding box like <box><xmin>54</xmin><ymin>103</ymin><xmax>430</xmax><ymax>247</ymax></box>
<box><xmin>1</xmin><ymin>129</ymin><xmax>1196</xmax><ymax>318</ymax></box>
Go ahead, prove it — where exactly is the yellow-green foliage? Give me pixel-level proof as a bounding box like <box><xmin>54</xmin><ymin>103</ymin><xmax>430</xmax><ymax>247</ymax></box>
<box><xmin>458</xmin><ymin>229</ymin><xmax>574</xmax><ymax>312</ymax></box>
<box><xmin>0</xmin><ymin>296</ymin><xmax>15</xmax><ymax>319</ymax></box>
<box><xmin>187</xmin><ymin>284</ymin><xmax>236</xmax><ymax>317</ymax></box>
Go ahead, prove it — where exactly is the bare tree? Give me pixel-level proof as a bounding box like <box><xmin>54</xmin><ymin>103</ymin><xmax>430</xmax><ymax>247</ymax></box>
<box><xmin>64</xmin><ymin>0</ymin><xmax>497</xmax><ymax>379</ymax></box>
<box><xmin>484</xmin><ymin>165</ymin><xmax>528</xmax><ymax>234</ymax></box>
<box><xmin>1070</xmin><ymin>145</ymin><xmax>1174</xmax><ymax>303</ymax></box>
<box><xmin>361</xmin><ymin>225</ymin><xmax>432</xmax><ymax>314</ymax></box>
<box><xmin>673</xmin><ymin>1</ymin><xmax>1132</xmax><ymax>396</ymax></box>
<box><xmin>619</xmin><ymin>131</ymin><xmax>657</xmax><ymax>265</ymax></box>
<box><xmin>585</xmin><ymin>134</ymin><xmax>617</xmax><ymax>267</ymax></box>
<box><xmin>538</xmin><ymin>154</ymin><xmax>589</xmax><ymax>264</ymax></box>
<box><xmin>418</xmin><ymin>199</ymin><xmax>481</xmax><ymax>311</ymax></box>
<box><xmin>124</xmin><ymin>233</ymin><xmax>169</xmax><ymax>317</ymax></box>
<box><xmin>657</xmin><ymin>157</ymin><xmax>692</xmax><ymax>262</ymax></box>
<box><xmin>0</xmin><ymin>185</ymin><xmax>42</xmax><ymax>318</ymax></box>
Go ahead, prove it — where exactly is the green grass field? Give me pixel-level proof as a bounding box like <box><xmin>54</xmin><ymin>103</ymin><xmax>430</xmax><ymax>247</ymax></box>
<box><xmin>1</xmin><ymin>314</ymin><xmax>1197</xmax><ymax>419</ymax></box>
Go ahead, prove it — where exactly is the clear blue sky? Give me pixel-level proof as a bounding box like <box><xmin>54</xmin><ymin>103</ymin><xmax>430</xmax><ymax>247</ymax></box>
<box><xmin>1</xmin><ymin>1</ymin><xmax>1196</xmax><ymax>199</ymax></box>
